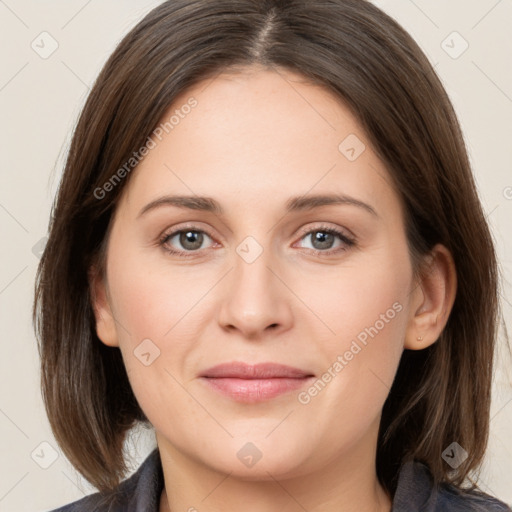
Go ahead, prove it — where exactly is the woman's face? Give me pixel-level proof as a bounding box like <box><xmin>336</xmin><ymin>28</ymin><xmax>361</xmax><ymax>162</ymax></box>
<box><xmin>94</xmin><ymin>66</ymin><xmax>424</xmax><ymax>479</ymax></box>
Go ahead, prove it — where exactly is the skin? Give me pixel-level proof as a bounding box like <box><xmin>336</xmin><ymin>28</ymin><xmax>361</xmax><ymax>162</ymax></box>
<box><xmin>91</xmin><ymin>65</ymin><xmax>456</xmax><ymax>512</ymax></box>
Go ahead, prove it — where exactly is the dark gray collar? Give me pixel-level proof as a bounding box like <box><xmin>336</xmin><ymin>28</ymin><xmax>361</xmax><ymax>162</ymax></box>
<box><xmin>53</xmin><ymin>448</ymin><xmax>510</xmax><ymax>511</ymax></box>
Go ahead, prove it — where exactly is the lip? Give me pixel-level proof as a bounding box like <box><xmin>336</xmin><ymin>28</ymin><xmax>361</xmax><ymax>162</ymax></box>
<box><xmin>199</xmin><ymin>362</ymin><xmax>315</xmax><ymax>403</ymax></box>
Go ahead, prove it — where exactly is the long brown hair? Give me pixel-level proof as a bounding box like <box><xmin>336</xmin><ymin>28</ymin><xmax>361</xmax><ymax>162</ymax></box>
<box><xmin>34</xmin><ymin>0</ymin><xmax>501</xmax><ymax>497</ymax></box>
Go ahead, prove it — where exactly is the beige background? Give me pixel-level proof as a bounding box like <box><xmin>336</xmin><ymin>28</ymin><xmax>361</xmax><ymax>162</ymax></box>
<box><xmin>0</xmin><ymin>1</ymin><xmax>511</xmax><ymax>510</ymax></box>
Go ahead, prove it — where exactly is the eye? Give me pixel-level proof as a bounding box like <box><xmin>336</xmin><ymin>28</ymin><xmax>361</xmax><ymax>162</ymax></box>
<box><xmin>159</xmin><ymin>227</ymin><xmax>216</xmax><ymax>257</ymax></box>
<box><xmin>158</xmin><ymin>224</ymin><xmax>355</xmax><ymax>258</ymax></box>
<box><xmin>295</xmin><ymin>225</ymin><xmax>355</xmax><ymax>255</ymax></box>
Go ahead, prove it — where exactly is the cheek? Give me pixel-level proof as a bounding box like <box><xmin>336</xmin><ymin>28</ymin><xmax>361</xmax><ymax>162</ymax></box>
<box><xmin>291</xmin><ymin>249</ymin><xmax>411</xmax><ymax>352</ymax></box>
<box><xmin>292</xmin><ymin>245</ymin><xmax>411</xmax><ymax>415</ymax></box>
<box><xmin>105</xmin><ymin>248</ymin><xmax>219</xmax><ymax>408</ymax></box>
<box><xmin>105</xmin><ymin>253</ymin><xmax>207</xmax><ymax>424</ymax></box>
<box><xmin>107</xmin><ymin>246</ymin><xmax>210</xmax><ymax>344</ymax></box>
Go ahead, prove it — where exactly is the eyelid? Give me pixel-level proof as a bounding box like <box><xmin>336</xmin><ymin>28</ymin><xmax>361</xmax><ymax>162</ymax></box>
<box><xmin>295</xmin><ymin>223</ymin><xmax>355</xmax><ymax>242</ymax></box>
<box><xmin>159</xmin><ymin>222</ymin><xmax>217</xmax><ymax>241</ymax></box>
<box><xmin>158</xmin><ymin>222</ymin><xmax>219</xmax><ymax>249</ymax></box>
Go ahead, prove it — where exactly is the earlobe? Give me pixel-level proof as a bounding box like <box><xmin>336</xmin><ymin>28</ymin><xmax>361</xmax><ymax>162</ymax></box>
<box><xmin>404</xmin><ymin>244</ymin><xmax>457</xmax><ymax>350</ymax></box>
<box><xmin>88</xmin><ymin>265</ymin><xmax>119</xmax><ymax>347</ymax></box>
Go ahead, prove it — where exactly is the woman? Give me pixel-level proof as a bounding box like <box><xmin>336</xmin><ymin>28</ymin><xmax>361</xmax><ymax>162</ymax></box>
<box><xmin>34</xmin><ymin>0</ymin><xmax>511</xmax><ymax>510</ymax></box>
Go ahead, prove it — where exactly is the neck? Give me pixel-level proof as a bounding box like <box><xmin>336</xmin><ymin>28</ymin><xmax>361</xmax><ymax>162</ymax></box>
<box><xmin>157</xmin><ymin>421</ymin><xmax>392</xmax><ymax>512</ymax></box>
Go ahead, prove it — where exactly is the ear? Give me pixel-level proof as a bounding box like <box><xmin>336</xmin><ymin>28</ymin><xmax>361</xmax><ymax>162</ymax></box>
<box><xmin>404</xmin><ymin>244</ymin><xmax>457</xmax><ymax>350</ymax></box>
<box><xmin>89</xmin><ymin>265</ymin><xmax>119</xmax><ymax>347</ymax></box>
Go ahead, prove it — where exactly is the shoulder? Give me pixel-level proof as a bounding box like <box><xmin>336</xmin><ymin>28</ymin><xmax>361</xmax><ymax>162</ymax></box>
<box><xmin>48</xmin><ymin>448</ymin><xmax>163</xmax><ymax>512</ymax></box>
<box><xmin>392</xmin><ymin>460</ymin><xmax>511</xmax><ymax>512</ymax></box>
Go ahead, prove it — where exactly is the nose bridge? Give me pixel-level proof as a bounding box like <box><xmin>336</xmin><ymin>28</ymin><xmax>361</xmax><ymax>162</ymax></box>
<box><xmin>218</xmin><ymin>235</ymin><xmax>292</xmax><ymax>336</ymax></box>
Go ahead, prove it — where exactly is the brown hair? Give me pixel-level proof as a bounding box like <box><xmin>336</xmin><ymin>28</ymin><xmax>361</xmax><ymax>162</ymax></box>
<box><xmin>34</xmin><ymin>0</ymin><xmax>502</xmax><ymax>498</ymax></box>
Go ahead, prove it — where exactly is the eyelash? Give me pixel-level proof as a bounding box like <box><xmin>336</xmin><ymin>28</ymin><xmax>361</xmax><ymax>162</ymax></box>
<box><xmin>158</xmin><ymin>224</ymin><xmax>356</xmax><ymax>259</ymax></box>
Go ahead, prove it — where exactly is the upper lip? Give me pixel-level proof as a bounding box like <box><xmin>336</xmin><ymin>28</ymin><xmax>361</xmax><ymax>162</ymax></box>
<box><xmin>199</xmin><ymin>362</ymin><xmax>314</xmax><ymax>379</ymax></box>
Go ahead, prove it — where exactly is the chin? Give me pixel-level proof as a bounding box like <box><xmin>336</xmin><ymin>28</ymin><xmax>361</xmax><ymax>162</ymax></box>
<box><xmin>197</xmin><ymin>436</ymin><xmax>313</xmax><ymax>481</ymax></box>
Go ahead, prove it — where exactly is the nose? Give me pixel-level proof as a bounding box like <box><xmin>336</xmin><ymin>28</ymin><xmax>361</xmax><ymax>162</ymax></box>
<box><xmin>217</xmin><ymin>246</ymin><xmax>294</xmax><ymax>340</ymax></box>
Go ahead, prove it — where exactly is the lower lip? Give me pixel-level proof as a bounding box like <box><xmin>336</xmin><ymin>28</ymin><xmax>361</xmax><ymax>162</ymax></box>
<box><xmin>200</xmin><ymin>377</ymin><xmax>314</xmax><ymax>403</ymax></box>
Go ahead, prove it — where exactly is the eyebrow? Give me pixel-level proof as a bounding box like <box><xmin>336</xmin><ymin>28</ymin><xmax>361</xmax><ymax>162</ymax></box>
<box><xmin>137</xmin><ymin>193</ymin><xmax>378</xmax><ymax>218</ymax></box>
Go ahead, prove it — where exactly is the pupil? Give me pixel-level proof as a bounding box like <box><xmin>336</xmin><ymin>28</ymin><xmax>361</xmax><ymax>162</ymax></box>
<box><xmin>313</xmin><ymin>231</ymin><xmax>333</xmax><ymax>249</ymax></box>
<box><xmin>180</xmin><ymin>231</ymin><xmax>203</xmax><ymax>250</ymax></box>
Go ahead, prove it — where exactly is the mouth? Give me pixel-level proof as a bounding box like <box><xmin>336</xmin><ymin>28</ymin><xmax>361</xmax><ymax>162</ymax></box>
<box><xmin>199</xmin><ymin>362</ymin><xmax>315</xmax><ymax>403</ymax></box>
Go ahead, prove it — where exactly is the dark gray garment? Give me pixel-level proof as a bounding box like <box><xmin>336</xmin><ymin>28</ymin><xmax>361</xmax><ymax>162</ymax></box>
<box><xmin>49</xmin><ymin>448</ymin><xmax>511</xmax><ymax>511</ymax></box>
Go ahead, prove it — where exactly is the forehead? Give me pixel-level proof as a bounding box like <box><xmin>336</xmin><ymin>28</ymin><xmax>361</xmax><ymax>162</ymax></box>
<box><xmin>118</xmin><ymin>66</ymin><xmax>401</xmax><ymax>222</ymax></box>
